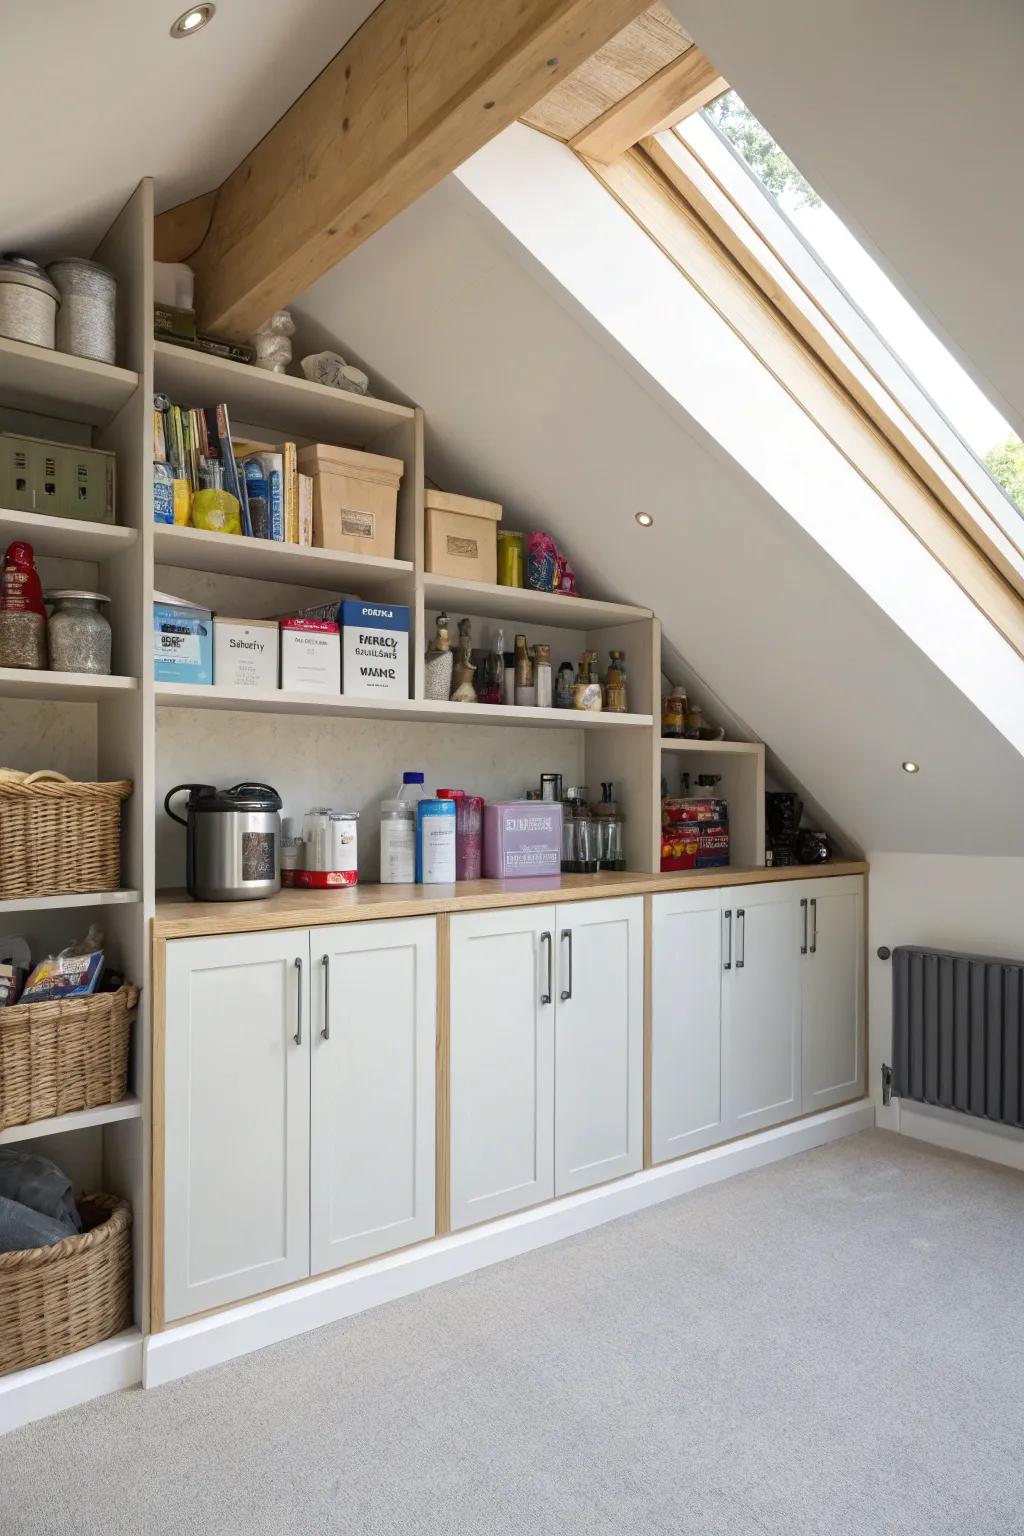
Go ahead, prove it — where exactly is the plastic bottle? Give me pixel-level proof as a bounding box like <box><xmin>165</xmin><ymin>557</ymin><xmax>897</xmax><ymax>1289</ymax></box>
<box><xmin>398</xmin><ymin>770</ymin><xmax>426</xmax><ymax>806</ymax></box>
<box><xmin>380</xmin><ymin>771</ymin><xmax>425</xmax><ymax>884</ymax></box>
<box><xmin>416</xmin><ymin>799</ymin><xmax>457</xmax><ymax>883</ymax></box>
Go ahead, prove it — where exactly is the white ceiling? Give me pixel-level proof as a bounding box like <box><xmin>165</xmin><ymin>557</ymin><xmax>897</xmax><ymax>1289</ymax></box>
<box><xmin>665</xmin><ymin>0</ymin><xmax>1024</xmax><ymax>440</ymax></box>
<box><xmin>293</xmin><ymin>170</ymin><xmax>1024</xmax><ymax>856</ymax></box>
<box><xmin>1</xmin><ymin>0</ymin><xmax>377</xmax><ymax>258</ymax></box>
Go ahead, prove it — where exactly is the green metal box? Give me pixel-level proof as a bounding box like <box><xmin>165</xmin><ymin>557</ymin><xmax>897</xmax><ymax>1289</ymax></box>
<box><xmin>0</xmin><ymin>433</ymin><xmax>116</xmax><ymax>524</ymax></box>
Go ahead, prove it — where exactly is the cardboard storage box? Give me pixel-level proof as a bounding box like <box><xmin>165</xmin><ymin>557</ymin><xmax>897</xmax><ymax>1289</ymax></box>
<box><xmin>153</xmin><ymin>594</ymin><xmax>212</xmax><ymax>685</ymax></box>
<box><xmin>483</xmin><ymin>800</ymin><xmax>562</xmax><ymax>879</ymax></box>
<box><xmin>340</xmin><ymin>600</ymin><xmax>409</xmax><ymax>698</ymax></box>
<box><xmin>295</xmin><ymin>443</ymin><xmax>403</xmax><ymax>557</ymax></box>
<box><xmin>213</xmin><ymin>616</ymin><xmax>279</xmax><ymax>690</ymax></box>
<box><xmin>280</xmin><ymin>618</ymin><xmax>340</xmax><ymax>694</ymax></box>
<box><xmin>424</xmin><ymin>490</ymin><xmax>502</xmax><ymax>583</ymax></box>
<box><xmin>1</xmin><ymin>432</ymin><xmax>115</xmax><ymax>523</ymax></box>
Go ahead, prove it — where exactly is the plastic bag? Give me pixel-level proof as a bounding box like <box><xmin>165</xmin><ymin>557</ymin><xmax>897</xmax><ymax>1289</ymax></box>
<box><xmin>19</xmin><ymin>925</ymin><xmax>105</xmax><ymax>1004</ymax></box>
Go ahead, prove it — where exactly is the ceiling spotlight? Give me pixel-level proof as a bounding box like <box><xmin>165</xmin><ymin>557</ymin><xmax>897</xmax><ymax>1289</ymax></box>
<box><xmin>901</xmin><ymin>761</ymin><xmax>921</xmax><ymax>774</ymax></box>
<box><xmin>635</xmin><ymin>512</ymin><xmax>654</xmax><ymax>527</ymax></box>
<box><xmin>170</xmin><ymin>4</ymin><xmax>215</xmax><ymax>37</ymax></box>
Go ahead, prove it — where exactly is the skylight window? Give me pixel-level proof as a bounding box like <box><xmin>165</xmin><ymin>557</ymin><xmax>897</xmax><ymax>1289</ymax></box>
<box><xmin>695</xmin><ymin>91</ymin><xmax>1024</xmax><ymax>519</ymax></box>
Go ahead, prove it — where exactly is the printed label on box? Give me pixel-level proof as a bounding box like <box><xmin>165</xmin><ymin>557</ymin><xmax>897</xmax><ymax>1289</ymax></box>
<box><xmin>341</xmin><ymin>511</ymin><xmax>374</xmax><ymax>539</ymax></box>
<box><xmin>446</xmin><ymin>535</ymin><xmax>479</xmax><ymax>559</ymax></box>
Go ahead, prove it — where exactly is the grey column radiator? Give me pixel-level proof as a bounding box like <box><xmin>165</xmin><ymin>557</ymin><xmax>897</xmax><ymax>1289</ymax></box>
<box><xmin>889</xmin><ymin>946</ymin><xmax>1024</xmax><ymax>1128</ymax></box>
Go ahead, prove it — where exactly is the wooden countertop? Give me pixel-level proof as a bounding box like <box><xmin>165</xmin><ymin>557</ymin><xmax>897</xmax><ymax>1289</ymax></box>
<box><xmin>153</xmin><ymin>862</ymin><xmax>868</xmax><ymax>939</ymax></box>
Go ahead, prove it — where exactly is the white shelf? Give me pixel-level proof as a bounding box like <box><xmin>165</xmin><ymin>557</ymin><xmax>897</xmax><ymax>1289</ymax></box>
<box><xmin>0</xmin><ymin>889</ymin><xmax>141</xmax><ymax>915</ymax></box>
<box><xmin>155</xmin><ymin>681</ymin><xmax>654</xmax><ymax>729</ymax></box>
<box><xmin>153</xmin><ymin>523</ymin><xmax>413</xmax><ymax>595</ymax></box>
<box><xmin>0</xmin><ymin>668</ymin><xmax>137</xmax><ymax>702</ymax></box>
<box><xmin>154</xmin><ymin>341</ymin><xmax>414</xmax><ymax>448</ymax></box>
<box><xmin>0</xmin><ymin>507</ymin><xmax>137</xmax><ymax>562</ymax></box>
<box><xmin>660</xmin><ymin>738</ymin><xmax>763</xmax><ymax>755</ymax></box>
<box><xmin>422</xmin><ymin>573</ymin><xmax>652</xmax><ymax>630</ymax></box>
<box><xmin>0</xmin><ymin>334</ymin><xmax>138</xmax><ymax>426</ymax></box>
<box><xmin>0</xmin><ymin>1096</ymin><xmax>142</xmax><ymax>1147</ymax></box>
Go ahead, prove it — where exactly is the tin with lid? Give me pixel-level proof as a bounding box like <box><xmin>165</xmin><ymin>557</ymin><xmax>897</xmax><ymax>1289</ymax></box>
<box><xmin>0</xmin><ymin>256</ymin><xmax>60</xmax><ymax>348</ymax></box>
<box><xmin>46</xmin><ymin>589</ymin><xmax>112</xmax><ymax>674</ymax></box>
<box><xmin>48</xmin><ymin>257</ymin><xmax>117</xmax><ymax>364</ymax></box>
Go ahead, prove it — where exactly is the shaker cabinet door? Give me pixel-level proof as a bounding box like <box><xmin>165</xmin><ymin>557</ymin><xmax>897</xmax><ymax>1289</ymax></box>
<box><xmin>721</xmin><ymin>884</ymin><xmax>802</xmax><ymax>1137</ymax></box>
<box><xmin>310</xmin><ymin>917</ymin><xmax>436</xmax><ymax>1274</ymax></box>
<box><xmin>650</xmin><ymin>888</ymin><xmax>726</xmax><ymax>1163</ymax></box>
<box><xmin>450</xmin><ymin>906</ymin><xmax>555</xmax><ymax>1230</ymax></box>
<box><xmin>554</xmin><ymin>897</ymin><xmax>644</xmax><ymax>1195</ymax></box>
<box><xmin>800</xmin><ymin>876</ymin><xmax>864</xmax><ymax>1113</ymax></box>
<box><xmin>163</xmin><ymin>929</ymin><xmax>311</xmax><ymax>1323</ymax></box>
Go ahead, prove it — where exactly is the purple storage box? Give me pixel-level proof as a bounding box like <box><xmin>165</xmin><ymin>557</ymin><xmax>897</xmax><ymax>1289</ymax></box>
<box><xmin>483</xmin><ymin>800</ymin><xmax>563</xmax><ymax>878</ymax></box>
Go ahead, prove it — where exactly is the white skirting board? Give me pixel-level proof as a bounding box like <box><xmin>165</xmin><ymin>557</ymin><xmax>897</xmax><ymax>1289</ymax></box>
<box><xmin>896</xmin><ymin>1099</ymin><xmax>1024</xmax><ymax>1173</ymax></box>
<box><xmin>144</xmin><ymin>1099</ymin><xmax>873</xmax><ymax>1390</ymax></box>
<box><xmin>0</xmin><ymin>1330</ymin><xmax>142</xmax><ymax>1437</ymax></box>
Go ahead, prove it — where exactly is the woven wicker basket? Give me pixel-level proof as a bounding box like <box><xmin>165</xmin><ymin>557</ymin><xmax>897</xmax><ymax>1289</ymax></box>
<box><xmin>0</xmin><ymin>769</ymin><xmax>132</xmax><ymax>899</ymax></box>
<box><xmin>0</xmin><ymin>1194</ymin><xmax>132</xmax><ymax>1375</ymax></box>
<box><xmin>0</xmin><ymin>984</ymin><xmax>137</xmax><ymax>1131</ymax></box>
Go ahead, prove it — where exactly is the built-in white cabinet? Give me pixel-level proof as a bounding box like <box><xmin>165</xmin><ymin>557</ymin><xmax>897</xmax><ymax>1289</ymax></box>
<box><xmin>799</xmin><ymin>876</ymin><xmax>864</xmax><ymax>1113</ymax></box>
<box><xmin>164</xmin><ymin>929</ymin><xmax>312</xmax><ymax>1322</ymax></box>
<box><xmin>163</xmin><ymin>918</ymin><xmax>436</xmax><ymax>1323</ymax></box>
<box><xmin>450</xmin><ymin>897</ymin><xmax>643</xmax><ymax>1229</ymax></box>
<box><xmin>311</xmin><ymin>919</ymin><xmax>437</xmax><ymax>1274</ymax></box>
<box><xmin>651</xmin><ymin>876</ymin><xmax>863</xmax><ymax>1165</ymax></box>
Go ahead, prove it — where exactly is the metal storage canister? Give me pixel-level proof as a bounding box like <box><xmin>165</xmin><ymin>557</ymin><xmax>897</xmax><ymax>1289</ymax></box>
<box><xmin>0</xmin><ymin>258</ymin><xmax>60</xmax><ymax>348</ymax></box>
<box><xmin>48</xmin><ymin>258</ymin><xmax>117</xmax><ymax>364</ymax></box>
<box><xmin>46</xmin><ymin>590</ymin><xmax>112</xmax><ymax>675</ymax></box>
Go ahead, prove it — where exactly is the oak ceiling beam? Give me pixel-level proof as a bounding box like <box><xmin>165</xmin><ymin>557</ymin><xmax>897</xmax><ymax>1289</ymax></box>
<box><xmin>173</xmin><ymin>0</ymin><xmax>652</xmax><ymax>339</ymax></box>
<box><xmin>570</xmin><ymin>45</ymin><xmax>726</xmax><ymax>163</ymax></box>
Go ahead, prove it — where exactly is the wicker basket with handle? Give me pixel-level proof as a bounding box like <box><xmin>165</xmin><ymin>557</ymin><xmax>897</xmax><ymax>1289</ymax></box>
<box><xmin>0</xmin><ymin>1194</ymin><xmax>132</xmax><ymax>1375</ymax></box>
<box><xmin>0</xmin><ymin>983</ymin><xmax>137</xmax><ymax>1132</ymax></box>
<box><xmin>0</xmin><ymin>769</ymin><xmax>132</xmax><ymax>900</ymax></box>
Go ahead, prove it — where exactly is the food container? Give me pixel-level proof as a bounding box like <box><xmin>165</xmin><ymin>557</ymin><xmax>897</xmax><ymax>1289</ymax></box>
<box><xmin>455</xmin><ymin>794</ymin><xmax>484</xmax><ymax>880</ymax></box>
<box><xmin>380</xmin><ymin>799</ymin><xmax>416</xmax><ymax>884</ymax></box>
<box><xmin>153</xmin><ymin>594</ymin><xmax>212</xmax><ymax>685</ymax></box>
<box><xmin>48</xmin><ymin>258</ymin><xmax>117</xmax><ymax>364</ymax></box>
<box><xmin>416</xmin><ymin>799</ymin><xmax>456</xmax><ymax>884</ymax></box>
<box><xmin>294</xmin><ymin>810</ymin><xmax>359</xmax><ymax>887</ymax></box>
<box><xmin>424</xmin><ymin>490</ymin><xmax>502</xmax><ymax>582</ymax></box>
<box><xmin>280</xmin><ymin>617</ymin><xmax>339</xmax><ymax>693</ymax></box>
<box><xmin>0</xmin><ymin>257</ymin><xmax>59</xmax><ymax>348</ymax></box>
<box><xmin>0</xmin><ymin>540</ymin><xmax>47</xmax><ymax>669</ymax></box>
<box><xmin>496</xmin><ymin>529</ymin><xmax>524</xmax><ymax>587</ymax></box>
<box><xmin>662</xmin><ymin>796</ymin><xmax>729</xmax><ymax>869</ymax></box>
<box><xmin>340</xmin><ymin>600</ymin><xmax>409</xmax><ymax>697</ymax></box>
<box><xmin>46</xmin><ymin>590</ymin><xmax>112</xmax><ymax>674</ymax></box>
<box><xmin>296</xmin><ymin>443</ymin><xmax>403</xmax><ymax>557</ymax></box>
<box><xmin>165</xmin><ymin>781</ymin><xmax>282</xmax><ymax>901</ymax></box>
<box><xmin>0</xmin><ymin>433</ymin><xmax>115</xmax><ymax>524</ymax></box>
<box><xmin>213</xmin><ymin>616</ymin><xmax>278</xmax><ymax>690</ymax></box>
<box><xmin>483</xmin><ymin>800</ymin><xmax>562</xmax><ymax>879</ymax></box>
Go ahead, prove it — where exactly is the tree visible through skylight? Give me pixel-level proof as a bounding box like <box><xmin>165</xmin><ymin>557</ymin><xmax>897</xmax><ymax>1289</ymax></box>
<box><xmin>703</xmin><ymin>91</ymin><xmax>1024</xmax><ymax>516</ymax></box>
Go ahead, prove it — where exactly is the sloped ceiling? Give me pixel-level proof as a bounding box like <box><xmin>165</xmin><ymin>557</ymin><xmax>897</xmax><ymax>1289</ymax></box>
<box><xmin>1</xmin><ymin>0</ymin><xmax>377</xmax><ymax>257</ymax></box>
<box><xmin>665</xmin><ymin>0</ymin><xmax>1024</xmax><ymax>440</ymax></box>
<box><xmin>292</xmin><ymin>172</ymin><xmax>1024</xmax><ymax>856</ymax></box>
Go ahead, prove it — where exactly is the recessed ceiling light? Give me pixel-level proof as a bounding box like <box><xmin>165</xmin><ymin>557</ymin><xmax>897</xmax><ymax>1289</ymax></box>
<box><xmin>635</xmin><ymin>512</ymin><xmax>654</xmax><ymax>527</ymax></box>
<box><xmin>170</xmin><ymin>4</ymin><xmax>215</xmax><ymax>38</ymax></box>
<box><xmin>901</xmin><ymin>760</ymin><xmax>921</xmax><ymax>774</ymax></box>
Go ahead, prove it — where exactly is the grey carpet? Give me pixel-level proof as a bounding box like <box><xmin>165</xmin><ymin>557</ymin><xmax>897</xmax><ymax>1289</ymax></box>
<box><xmin>4</xmin><ymin>1129</ymin><xmax>1024</xmax><ymax>1535</ymax></box>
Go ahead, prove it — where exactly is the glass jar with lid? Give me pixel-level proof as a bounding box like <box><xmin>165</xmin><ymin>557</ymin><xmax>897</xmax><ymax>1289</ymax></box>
<box><xmin>46</xmin><ymin>590</ymin><xmax>112</xmax><ymax>674</ymax></box>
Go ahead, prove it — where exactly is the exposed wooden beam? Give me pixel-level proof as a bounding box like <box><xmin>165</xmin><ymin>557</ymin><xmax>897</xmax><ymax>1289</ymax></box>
<box><xmin>184</xmin><ymin>0</ymin><xmax>652</xmax><ymax>339</ymax></box>
<box><xmin>570</xmin><ymin>45</ymin><xmax>726</xmax><ymax>162</ymax></box>
<box><xmin>154</xmin><ymin>190</ymin><xmax>217</xmax><ymax>265</ymax></box>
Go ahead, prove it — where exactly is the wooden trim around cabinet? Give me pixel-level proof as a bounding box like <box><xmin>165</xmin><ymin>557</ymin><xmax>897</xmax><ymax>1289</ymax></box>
<box><xmin>586</xmin><ymin>148</ymin><xmax>1024</xmax><ymax>660</ymax></box>
<box><xmin>571</xmin><ymin>45</ymin><xmax>726</xmax><ymax>162</ymax></box>
<box><xmin>149</xmin><ymin>933</ymin><xmax>167</xmax><ymax>1335</ymax></box>
<box><xmin>643</xmin><ymin>894</ymin><xmax>653</xmax><ymax>1168</ymax></box>
<box><xmin>435</xmin><ymin>914</ymin><xmax>452</xmax><ymax>1237</ymax></box>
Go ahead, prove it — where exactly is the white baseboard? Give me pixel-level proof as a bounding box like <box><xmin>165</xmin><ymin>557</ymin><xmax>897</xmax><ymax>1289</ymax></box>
<box><xmin>0</xmin><ymin>1329</ymin><xmax>142</xmax><ymax>1437</ymax></box>
<box><xmin>144</xmin><ymin>1099</ymin><xmax>874</xmax><ymax>1390</ymax></box>
<box><xmin>899</xmin><ymin>1101</ymin><xmax>1024</xmax><ymax>1172</ymax></box>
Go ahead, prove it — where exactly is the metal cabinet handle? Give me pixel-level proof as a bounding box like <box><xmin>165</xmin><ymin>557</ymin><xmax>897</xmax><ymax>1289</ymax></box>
<box><xmin>800</xmin><ymin>898</ymin><xmax>808</xmax><ymax>956</ymax></box>
<box><xmin>321</xmin><ymin>953</ymin><xmax>330</xmax><ymax>1039</ymax></box>
<box><xmin>810</xmin><ymin>898</ymin><xmax>817</xmax><ymax>955</ymax></box>
<box><xmin>723</xmin><ymin>909</ymin><xmax>732</xmax><ymax>971</ymax></box>
<box><xmin>560</xmin><ymin>928</ymin><xmax>573</xmax><ymax>1001</ymax></box>
<box><xmin>540</xmin><ymin>931</ymin><xmax>552</xmax><ymax>1005</ymax></box>
<box><xmin>736</xmin><ymin>908</ymin><xmax>746</xmax><ymax>969</ymax></box>
<box><xmin>293</xmin><ymin>956</ymin><xmax>303</xmax><ymax>1045</ymax></box>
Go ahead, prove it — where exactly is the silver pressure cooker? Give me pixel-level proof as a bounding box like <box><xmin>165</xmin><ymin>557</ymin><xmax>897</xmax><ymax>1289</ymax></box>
<box><xmin>165</xmin><ymin>782</ymin><xmax>282</xmax><ymax>901</ymax></box>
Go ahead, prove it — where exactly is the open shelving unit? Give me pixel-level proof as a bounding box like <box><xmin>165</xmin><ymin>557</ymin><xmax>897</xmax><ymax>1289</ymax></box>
<box><xmin>2</xmin><ymin>176</ymin><xmax>769</xmax><ymax>1422</ymax></box>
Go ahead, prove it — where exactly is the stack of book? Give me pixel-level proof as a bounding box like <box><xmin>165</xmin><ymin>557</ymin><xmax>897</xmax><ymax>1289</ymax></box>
<box><xmin>154</xmin><ymin>396</ymin><xmax>312</xmax><ymax>544</ymax></box>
